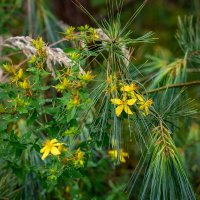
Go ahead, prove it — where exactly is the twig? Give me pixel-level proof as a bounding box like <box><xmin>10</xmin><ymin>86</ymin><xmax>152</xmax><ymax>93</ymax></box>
<box><xmin>17</xmin><ymin>58</ymin><xmax>29</xmax><ymax>68</ymax></box>
<box><xmin>49</xmin><ymin>38</ymin><xmax>68</xmax><ymax>47</ymax></box>
<box><xmin>187</xmin><ymin>68</ymin><xmax>200</xmax><ymax>73</ymax></box>
<box><xmin>139</xmin><ymin>68</ymin><xmax>200</xmax><ymax>82</ymax></box>
<box><xmin>0</xmin><ymin>51</ymin><xmax>23</xmax><ymax>61</ymax></box>
<box><xmin>190</xmin><ymin>49</ymin><xmax>200</xmax><ymax>56</ymax></box>
<box><xmin>27</xmin><ymin>0</ymin><xmax>33</xmax><ymax>37</ymax></box>
<box><xmin>144</xmin><ymin>80</ymin><xmax>200</xmax><ymax>94</ymax></box>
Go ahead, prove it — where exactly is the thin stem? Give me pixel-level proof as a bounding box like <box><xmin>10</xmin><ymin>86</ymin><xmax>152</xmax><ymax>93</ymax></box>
<box><xmin>187</xmin><ymin>68</ymin><xmax>200</xmax><ymax>72</ymax></box>
<box><xmin>49</xmin><ymin>38</ymin><xmax>68</xmax><ymax>47</ymax></box>
<box><xmin>17</xmin><ymin>58</ymin><xmax>29</xmax><ymax>68</ymax></box>
<box><xmin>0</xmin><ymin>51</ymin><xmax>23</xmax><ymax>60</ymax></box>
<box><xmin>27</xmin><ymin>0</ymin><xmax>33</xmax><ymax>37</ymax></box>
<box><xmin>144</xmin><ymin>80</ymin><xmax>200</xmax><ymax>94</ymax></box>
<box><xmin>139</xmin><ymin>68</ymin><xmax>200</xmax><ymax>82</ymax></box>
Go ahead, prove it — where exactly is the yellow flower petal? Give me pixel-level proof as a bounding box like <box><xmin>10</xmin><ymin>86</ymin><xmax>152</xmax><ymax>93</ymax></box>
<box><xmin>79</xmin><ymin>160</ymin><xmax>84</xmax><ymax>166</ymax></box>
<box><xmin>135</xmin><ymin>94</ymin><xmax>144</xmax><ymax>102</ymax></box>
<box><xmin>54</xmin><ymin>143</ymin><xmax>63</xmax><ymax>147</ymax></box>
<box><xmin>18</xmin><ymin>69</ymin><xmax>23</xmax><ymax>79</ymax></box>
<box><xmin>121</xmin><ymin>85</ymin><xmax>130</xmax><ymax>92</ymax></box>
<box><xmin>120</xmin><ymin>156</ymin><xmax>126</xmax><ymax>163</ymax></box>
<box><xmin>66</xmin><ymin>186</ymin><xmax>70</xmax><ymax>193</ymax></box>
<box><xmin>145</xmin><ymin>107</ymin><xmax>149</xmax><ymax>115</ymax></box>
<box><xmin>40</xmin><ymin>146</ymin><xmax>46</xmax><ymax>153</ymax></box>
<box><xmin>58</xmin><ymin>144</ymin><xmax>63</xmax><ymax>152</ymax></box>
<box><xmin>127</xmin><ymin>98</ymin><xmax>137</xmax><ymax>106</ymax></box>
<box><xmin>108</xmin><ymin>150</ymin><xmax>117</xmax><ymax>159</ymax></box>
<box><xmin>51</xmin><ymin>147</ymin><xmax>61</xmax><ymax>156</ymax></box>
<box><xmin>50</xmin><ymin>139</ymin><xmax>58</xmax><ymax>144</ymax></box>
<box><xmin>129</xmin><ymin>83</ymin><xmax>138</xmax><ymax>90</ymax></box>
<box><xmin>41</xmin><ymin>149</ymin><xmax>50</xmax><ymax>160</ymax></box>
<box><xmin>141</xmin><ymin>111</ymin><xmax>146</xmax><ymax>116</ymax></box>
<box><xmin>130</xmin><ymin>91</ymin><xmax>136</xmax><ymax>97</ymax></box>
<box><xmin>122</xmin><ymin>152</ymin><xmax>129</xmax><ymax>157</ymax></box>
<box><xmin>115</xmin><ymin>105</ymin><xmax>124</xmax><ymax>116</ymax></box>
<box><xmin>111</xmin><ymin>99</ymin><xmax>122</xmax><ymax>105</ymax></box>
<box><xmin>146</xmin><ymin>99</ymin><xmax>153</xmax><ymax>106</ymax></box>
<box><xmin>124</xmin><ymin>105</ymin><xmax>133</xmax><ymax>115</ymax></box>
<box><xmin>108</xmin><ymin>149</ymin><xmax>129</xmax><ymax>163</ymax></box>
<box><xmin>139</xmin><ymin>105</ymin><xmax>144</xmax><ymax>110</ymax></box>
<box><xmin>121</xmin><ymin>83</ymin><xmax>138</xmax><ymax>92</ymax></box>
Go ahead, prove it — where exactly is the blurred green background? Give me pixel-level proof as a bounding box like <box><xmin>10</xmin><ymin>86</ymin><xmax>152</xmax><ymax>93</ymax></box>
<box><xmin>1</xmin><ymin>0</ymin><xmax>200</xmax><ymax>45</ymax></box>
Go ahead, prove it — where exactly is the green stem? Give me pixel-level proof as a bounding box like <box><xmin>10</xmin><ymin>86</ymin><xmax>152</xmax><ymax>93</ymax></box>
<box><xmin>144</xmin><ymin>80</ymin><xmax>200</xmax><ymax>94</ymax></box>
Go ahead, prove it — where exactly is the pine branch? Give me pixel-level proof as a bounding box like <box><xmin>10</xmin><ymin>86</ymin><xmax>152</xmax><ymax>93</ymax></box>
<box><xmin>95</xmin><ymin>0</ymin><xmax>135</xmax><ymax>20</ymax></box>
<box><xmin>144</xmin><ymin>80</ymin><xmax>200</xmax><ymax>94</ymax></box>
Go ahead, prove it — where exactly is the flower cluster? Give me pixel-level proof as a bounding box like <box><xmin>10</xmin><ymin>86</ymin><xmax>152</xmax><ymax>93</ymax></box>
<box><xmin>10</xmin><ymin>94</ymin><xmax>29</xmax><ymax>109</ymax></box>
<box><xmin>3</xmin><ymin>64</ymin><xmax>32</xmax><ymax>95</ymax></box>
<box><xmin>111</xmin><ymin>82</ymin><xmax>153</xmax><ymax>117</ymax></box>
<box><xmin>30</xmin><ymin>37</ymin><xmax>47</xmax><ymax>69</ymax></box>
<box><xmin>72</xmin><ymin>148</ymin><xmax>85</xmax><ymax>167</ymax></box>
<box><xmin>40</xmin><ymin>139</ymin><xmax>64</xmax><ymax>160</ymax></box>
<box><xmin>108</xmin><ymin>149</ymin><xmax>129</xmax><ymax>163</ymax></box>
<box><xmin>54</xmin><ymin>67</ymin><xmax>94</xmax><ymax>108</ymax></box>
<box><xmin>65</xmin><ymin>25</ymin><xmax>99</xmax><ymax>43</ymax></box>
<box><xmin>40</xmin><ymin>139</ymin><xmax>85</xmax><ymax>167</ymax></box>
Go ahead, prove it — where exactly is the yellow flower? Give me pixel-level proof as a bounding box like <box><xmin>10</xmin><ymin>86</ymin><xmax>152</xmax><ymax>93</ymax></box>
<box><xmin>29</xmin><ymin>55</ymin><xmax>37</xmax><ymax>64</ymax></box>
<box><xmin>57</xmin><ymin>143</ymin><xmax>67</xmax><ymax>152</ymax></box>
<box><xmin>110</xmin><ymin>84</ymin><xmax>117</xmax><ymax>92</ymax></box>
<box><xmin>63</xmin><ymin>68</ymin><xmax>73</xmax><ymax>77</ymax></box>
<box><xmin>19</xmin><ymin>79</ymin><xmax>30</xmax><ymax>90</ymax></box>
<box><xmin>11</xmin><ymin>69</ymin><xmax>24</xmax><ymax>83</ymax></box>
<box><xmin>69</xmin><ymin>52</ymin><xmax>80</xmax><ymax>60</ymax></box>
<box><xmin>40</xmin><ymin>139</ymin><xmax>63</xmax><ymax>160</ymax></box>
<box><xmin>3</xmin><ymin>64</ymin><xmax>15</xmax><ymax>74</ymax></box>
<box><xmin>54</xmin><ymin>78</ymin><xmax>70</xmax><ymax>92</ymax></box>
<box><xmin>78</xmin><ymin>24</ymin><xmax>89</xmax><ymax>31</ymax></box>
<box><xmin>65</xmin><ymin>26</ymin><xmax>75</xmax><ymax>35</ymax></box>
<box><xmin>73</xmin><ymin>94</ymin><xmax>80</xmax><ymax>106</ymax></box>
<box><xmin>17</xmin><ymin>69</ymin><xmax>23</xmax><ymax>79</ymax></box>
<box><xmin>67</xmin><ymin>93</ymin><xmax>80</xmax><ymax>109</ymax></box>
<box><xmin>108</xmin><ymin>149</ymin><xmax>129</xmax><ymax>163</ymax></box>
<box><xmin>136</xmin><ymin>94</ymin><xmax>153</xmax><ymax>116</ymax></box>
<box><xmin>74</xmin><ymin>148</ymin><xmax>85</xmax><ymax>166</ymax></box>
<box><xmin>106</xmin><ymin>75</ymin><xmax>117</xmax><ymax>93</ymax></box>
<box><xmin>32</xmin><ymin>37</ymin><xmax>44</xmax><ymax>51</ymax></box>
<box><xmin>65</xmin><ymin>186</ymin><xmax>70</xmax><ymax>193</ymax></box>
<box><xmin>79</xmin><ymin>71</ymin><xmax>95</xmax><ymax>82</ymax></box>
<box><xmin>106</xmin><ymin>75</ymin><xmax>114</xmax><ymax>84</ymax></box>
<box><xmin>111</xmin><ymin>96</ymin><xmax>136</xmax><ymax>117</ymax></box>
<box><xmin>72</xmin><ymin>80</ymin><xmax>82</xmax><ymax>89</ymax></box>
<box><xmin>65</xmin><ymin>26</ymin><xmax>77</xmax><ymax>40</ymax></box>
<box><xmin>90</xmin><ymin>29</ymin><xmax>99</xmax><ymax>40</ymax></box>
<box><xmin>135</xmin><ymin>93</ymin><xmax>144</xmax><ymax>102</ymax></box>
<box><xmin>121</xmin><ymin>83</ymin><xmax>138</xmax><ymax>92</ymax></box>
